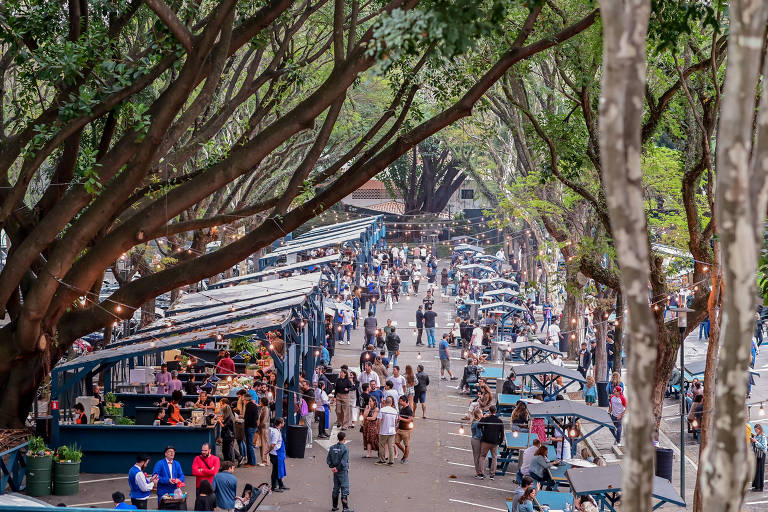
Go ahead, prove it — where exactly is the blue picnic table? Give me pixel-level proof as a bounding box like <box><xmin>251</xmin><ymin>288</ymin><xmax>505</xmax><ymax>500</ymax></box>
<box><xmin>536</xmin><ymin>490</ymin><xmax>574</xmax><ymax>510</ymax></box>
<box><xmin>481</xmin><ymin>367</ymin><xmax>504</xmax><ymax>380</ymax></box>
<box><xmin>497</xmin><ymin>393</ymin><xmax>522</xmax><ymax>415</ymax></box>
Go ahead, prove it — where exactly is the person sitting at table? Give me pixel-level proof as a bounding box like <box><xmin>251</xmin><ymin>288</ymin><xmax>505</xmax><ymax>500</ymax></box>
<box><xmin>502</xmin><ymin>371</ymin><xmax>518</xmax><ymax>395</ymax></box>
<box><xmin>195</xmin><ymin>391</ymin><xmax>214</xmax><ymax>411</ymax></box>
<box><xmin>155</xmin><ymin>364</ymin><xmax>172</xmax><ymax>395</ymax></box>
<box><xmin>459</xmin><ymin>358</ymin><xmax>480</xmax><ymax>394</ymax></box>
<box><xmin>509</xmin><ymin>476</ymin><xmax>534</xmax><ymax>512</ymax></box>
<box><xmin>518</xmin><ymin>438</ymin><xmax>541</xmax><ymax>484</ymax></box>
<box><xmin>216</xmin><ymin>351</ymin><xmax>236</xmax><ymax>374</ymax></box>
<box><xmin>510</xmin><ymin>401</ymin><xmax>530</xmax><ymax>430</ymax></box>
<box><xmin>574</xmin><ymin>494</ymin><xmax>598</xmax><ymax>512</ymax></box>
<box><xmin>166</xmin><ymin>390</ymin><xmax>185</xmax><ymax>426</ymax></box>
<box><xmin>529</xmin><ymin>444</ymin><xmax>560</xmax><ymax>491</ymax></box>
<box><xmin>155</xmin><ymin>407</ymin><xmax>169</xmax><ymax>426</ymax></box>
<box><xmin>476</xmin><ymin>381</ymin><xmax>493</xmax><ymax>412</ymax></box>
<box><xmin>514</xmin><ymin>487</ymin><xmax>536</xmax><ymax>512</ymax></box>
<box><xmin>74</xmin><ymin>403</ymin><xmax>88</xmax><ymax>424</ymax></box>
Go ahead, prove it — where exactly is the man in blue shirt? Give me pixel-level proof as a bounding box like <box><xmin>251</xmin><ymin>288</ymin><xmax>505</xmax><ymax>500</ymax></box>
<box><xmin>152</xmin><ymin>446</ymin><xmax>185</xmax><ymax>502</ymax></box>
<box><xmin>113</xmin><ymin>491</ymin><xmax>137</xmax><ymax>509</ymax></box>
<box><xmin>212</xmin><ymin>461</ymin><xmax>238</xmax><ymax>512</ymax></box>
<box><xmin>438</xmin><ymin>334</ymin><xmax>458</xmax><ymax>380</ymax></box>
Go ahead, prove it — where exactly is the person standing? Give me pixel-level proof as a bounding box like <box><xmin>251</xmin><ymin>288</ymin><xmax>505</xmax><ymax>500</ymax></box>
<box><xmin>212</xmin><ymin>461</ymin><xmax>238</xmax><ymax>512</ymax></box>
<box><xmin>334</xmin><ymin>369</ymin><xmax>353</xmax><ymax>430</ymax></box>
<box><xmin>128</xmin><ymin>455</ymin><xmax>157</xmax><ymax>509</ymax></box>
<box><xmin>438</xmin><ymin>334</ymin><xmax>458</xmax><ymax>380</ymax></box>
<box><xmin>540</xmin><ymin>298</ymin><xmax>553</xmax><ymax>333</ymax></box>
<box><xmin>152</xmin><ymin>446</ymin><xmax>185</xmax><ymax>507</ymax></box>
<box><xmin>363</xmin><ymin>312</ymin><xmax>378</xmax><ymax>349</ymax></box>
<box><xmin>315</xmin><ymin>381</ymin><xmax>331</xmax><ymax>439</ymax></box>
<box><xmin>243</xmin><ymin>395</ymin><xmax>259</xmax><ymax>467</ymax></box>
<box><xmin>477</xmin><ymin>405</ymin><xmax>504</xmax><ymax>481</ymax></box>
<box><xmin>467</xmin><ymin>408</ymin><xmax>484</xmax><ymax>478</ymax></box>
<box><xmin>414</xmin><ymin>364</ymin><xmax>430</xmax><ymax>419</ymax></box>
<box><xmin>470</xmin><ymin>320</ymin><xmax>484</xmax><ymax>357</ymax></box>
<box><xmin>577</xmin><ymin>342</ymin><xmax>591</xmax><ymax>388</ymax></box>
<box><xmin>385</xmin><ymin>327</ymin><xmax>401</xmax><ymax>368</ymax></box>
<box><xmin>155</xmin><ymin>364</ymin><xmax>171</xmax><ymax>395</ymax></box>
<box><xmin>608</xmin><ymin>386</ymin><xmax>626</xmax><ymax>444</ymax></box>
<box><xmin>376</xmin><ymin>397</ymin><xmax>398</xmax><ymax>465</ymax></box>
<box><xmin>752</xmin><ymin>424</ymin><xmax>768</xmax><ymax>491</ymax></box>
<box><xmin>394</xmin><ymin>396</ymin><xmax>413</xmax><ymax>464</ymax></box>
<box><xmin>415</xmin><ymin>305</ymin><xmax>425</xmax><ymax>346</ymax></box>
<box><xmin>390</xmin><ymin>366</ymin><xmax>406</xmax><ymax>396</ymax></box>
<box><xmin>424</xmin><ymin>305</ymin><xmax>437</xmax><ymax>348</ymax></box>
<box><xmin>257</xmin><ymin>397</ymin><xmax>271</xmax><ymax>466</ymax></box>
<box><xmin>269</xmin><ymin>418</ymin><xmax>289</xmax><ymax>492</ymax></box>
<box><xmin>338</xmin><ymin>306</ymin><xmax>351</xmax><ymax>345</ymax></box>
<box><xmin>192</xmin><ymin>443</ymin><xmax>220</xmax><ymax>496</ymax></box>
<box><xmin>328</xmin><ymin>432</ymin><xmax>354</xmax><ymax>512</ymax></box>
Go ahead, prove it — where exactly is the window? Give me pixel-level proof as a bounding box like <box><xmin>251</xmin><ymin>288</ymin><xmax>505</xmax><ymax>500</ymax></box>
<box><xmin>460</xmin><ymin>189</ymin><xmax>474</xmax><ymax>200</ymax></box>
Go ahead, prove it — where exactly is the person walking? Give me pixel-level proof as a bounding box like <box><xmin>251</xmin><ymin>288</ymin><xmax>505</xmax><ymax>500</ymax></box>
<box><xmin>191</xmin><ymin>443</ymin><xmax>220</xmax><ymax>496</ymax></box>
<box><xmin>424</xmin><ymin>304</ymin><xmax>437</xmax><ymax>348</ymax></box>
<box><xmin>211</xmin><ymin>461</ymin><xmax>238</xmax><ymax>512</ymax></box>
<box><xmin>269</xmin><ymin>418</ymin><xmax>289</xmax><ymax>492</ymax></box>
<box><xmin>476</xmin><ymin>405</ymin><xmax>504</xmax><ymax>481</ymax></box>
<box><xmin>376</xmin><ymin>396</ymin><xmax>398</xmax><ymax>465</ymax></box>
<box><xmin>328</xmin><ymin>431</ymin><xmax>354</xmax><ymax>512</ymax></box>
<box><xmin>363</xmin><ymin>312</ymin><xmax>377</xmax><ymax>349</ymax></box>
<box><xmin>577</xmin><ymin>342</ymin><xmax>591</xmax><ymax>389</ymax></box>
<box><xmin>608</xmin><ymin>386</ymin><xmax>626</xmax><ymax>444</ymax></box>
<box><xmin>341</xmin><ymin>307</ymin><xmax>354</xmax><ymax>345</ymax></box>
<box><xmin>414</xmin><ymin>364</ymin><xmax>430</xmax><ymax>419</ymax></box>
<box><xmin>385</xmin><ymin>327</ymin><xmax>401</xmax><ymax>368</ymax></box>
<box><xmin>415</xmin><ymin>305</ymin><xmax>425</xmax><ymax>346</ymax></box>
<box><xmin>439</xmin><ymin>334</ymin><xmax>458</xmax><ymax>380</ymax></box>
<box><xmin>467</xmin><ymin>408</ymin><xmax>484</xmax><ymax>478</ymax></box>
<box><xmin>404</xmin><ymin>365</ymin><xmax>417</xmax><ymax>411</ymax></box>
<box><xmin>128</xmin><ymin>455</ymin><xmax>157</xmax><ymax>509</ymax></box>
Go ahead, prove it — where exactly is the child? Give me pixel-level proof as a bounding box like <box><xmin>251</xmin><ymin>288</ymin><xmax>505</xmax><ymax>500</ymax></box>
<box><xmin>584</xmin><ymin>375</ymin><xmax>597</xmax><ymax>406</ymax></box>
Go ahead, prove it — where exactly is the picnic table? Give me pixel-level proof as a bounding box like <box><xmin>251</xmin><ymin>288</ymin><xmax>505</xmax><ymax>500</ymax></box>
<box><xmin>511</xmin><ymin>362</ymin><xmax>585</xmax><ymax>399</ymax></box>
<box><xmin>497</xmin><ymin>393</ymin><xmax>522</xmax><ymax>415</ymax></box>
<box><xmin>566</xmin><ymin>465</ymin><xmax>686</xmax><ymax>511</ymax></box>
<box><xmin>526</xmin><ymin>400</ymin><xmax>615</xmax><ymax>445</ymax></box>
<box><xmin>481</xmin><ymin>366</ymin><xmax>504</xmax><ymax>380</ymax></box>
<box><xmin>509</xmin><ymin>341</ymin><xmax>565</xmax><ymax>364</ymax></box>
<box><xmin>536</xmin><ymin>490</ymin><xmax>574</xmax><ymax>510</ymax></box>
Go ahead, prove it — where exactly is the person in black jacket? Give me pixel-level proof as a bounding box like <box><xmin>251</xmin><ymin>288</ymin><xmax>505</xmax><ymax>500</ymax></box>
<box><xmin>414</xmin><ymin>365</ymin><xmax>430</xmax><ymax>419</ymax></box>
<box><xmin>477</xmin><ymin>405</ymin><xmax>505</xmax><ymax>481</ymax></box>
<box><xmin>415</xmin><ymin>306</ymin><xmax>425</xmax><ymax>346</ymax></box>
<box><xmin>334</xmin><ymin>369</ymin><xmax>354</xmax><ymax>430</ymax></box>
<box><xmin>577</xmin><ymin>342</ymin><xmax>591</xmax><ymax>389</ymax></box>
<box><xmin>385</xmin><ymin>327</ymin><xmax>401</xmax><ymax>368</ymax></box>
<box><xmin>243</xmin><ymin>396</ymin><xmax>259</xmax><ymax>466</ymax></box>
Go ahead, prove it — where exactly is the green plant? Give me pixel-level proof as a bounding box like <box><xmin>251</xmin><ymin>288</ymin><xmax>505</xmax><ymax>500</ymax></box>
<box><xmin>229</xmin><ymin>336</ymin><xmax>258</xmax><ymax>356</ymax></box>
<box><xmin>115</xmin><ymin>417</ymin><xmax>135</xmax><ymax>425</ymax></box>
<box><xmin>56</xmin><ymin>444</ymin><xmax>82</xmax><ymax>463</ymax></box>
<box><xmin>27</xmin><ymin>436</ymin><xmax>49</xmax><ymax>456</ymax></box>
<box><xmin>105</xmin><ymin>392</ymin><xmax>117</xmax><ymax>404</ymax></box>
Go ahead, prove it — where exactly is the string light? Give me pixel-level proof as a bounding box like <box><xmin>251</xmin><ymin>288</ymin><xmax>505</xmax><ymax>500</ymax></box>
<box><xmin>458</xmin><ymin>426</ymin><xmax>465</xmax><ymax>435</ymax></box>
<box><xmin>760</xmin><ymin>403</ymin><xmax>765</xmax><ymax>416</ymax></box>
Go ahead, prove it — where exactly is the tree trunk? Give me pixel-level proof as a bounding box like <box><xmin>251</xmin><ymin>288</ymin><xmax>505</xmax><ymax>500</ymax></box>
<box><xmin>699</xmin><ymin>2</ymin><xmax>768</xmax><ymax>509</ymax></box>
<box><xmin>651</xmin><ymin>324</ymin><xmax>679</xmax><ymax>433</ymax></box>
<box><xmin>592</xmin><ymin>303</ymin><xmax>608</xmax><ymax>383</ymax></box>
<box><xmin>596</xmin><ymin>2</ymin><xmax>654</xmax><ymax>511</ymax></box>
<box><xmin>562</xmin><ymin>270</ymin><xmax>584</xmax><ymax>359</ymax></box>
<box><xmin>0</xmin><ymin>352</ymin><xmax>48</xmax><ymax>428</ymax></box>
<box><xmin>613</xmin><ymin>293</ymin><xmax>623</xmax><ymax>371</ymax></box>
<box><xmin>140</xmin><ymin>297</ymin><xmax>156</xmax><ymax>328</ymax></box>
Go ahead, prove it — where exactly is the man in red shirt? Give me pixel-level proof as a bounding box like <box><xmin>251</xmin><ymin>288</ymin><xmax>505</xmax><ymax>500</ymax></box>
<box><xmin>216</xmin><ymin>351</ymin><xmax>236</xmax><ymax>374</ymax></box>
<box><xmin>191</xmin><ymin>443</ymin><xmax>220</xmax><ymax>496</ymax></box>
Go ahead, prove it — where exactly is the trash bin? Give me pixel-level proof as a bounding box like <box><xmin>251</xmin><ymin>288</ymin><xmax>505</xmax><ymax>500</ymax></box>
<box><xmin>655</xmin><ymin>447</ymin><xmax>674</xmax><ymax>481</ymax></box>
<box><xmin>53</xmin><ymin>460</ymin><xmax>80</xmax><ymax>495</ymax></box>
<box><xmin>597</xmin><ymin>381</ymin><xmax>609</xmax><ymax>407</ymax></box>
<box><xmin>285</xmin><ymin>424</ymin><xmax>308</xmax><ymax>458</ymax></box>
<box><xmin>26</xmin><ymin>454</ymin><xmax>53</xmax><ymax>496</ymax></box>
<box><xmin>559</xmin><ymin>337</ymin><xmax>568</xmax><ymax>353</ymax></box>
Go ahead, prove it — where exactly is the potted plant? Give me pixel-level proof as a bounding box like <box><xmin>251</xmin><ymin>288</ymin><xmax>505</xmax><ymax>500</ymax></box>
<box><xmin>25</xmin><ymin>436</ymin><xmax>53</xmax><ymax>496</ymax></box>
<box><xmin>104</xmin><ymin>391</ymin><xmax>123</xmax><ymax>418</ymax></box>
<box><xmin>53</xmin><ymin>444</ymin><xmax>82</xmax><ymax>495</ymax></box>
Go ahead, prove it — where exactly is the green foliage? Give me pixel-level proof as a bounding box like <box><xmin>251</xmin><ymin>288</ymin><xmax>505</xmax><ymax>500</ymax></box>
<box><xmin>104</xmin><ymin>392</ymin><xmax>117</xmax><ymax>404</ymax></box>
<box><xmin>115</xmin><ymin>416</ymin><xmax>135</xmax><ymax>425</ymax></box>
<box><xmin>229</xmin><ymin>336</ymin><xmax>258</xmax><ymax>356</ymax></box>
<box><xmin>56</xmin><ymin>444</ymin><xmax>83</xmax><ymax>463</ymax></box>
<box><xmin>27</xmin><ymin>436</ymin><xmax>49</xmax><ymax>455</ymax></box>
<box><xmin>648</xmin><ymin>0</ymin><xmax>723</xmax><ymax>52</ymax></box>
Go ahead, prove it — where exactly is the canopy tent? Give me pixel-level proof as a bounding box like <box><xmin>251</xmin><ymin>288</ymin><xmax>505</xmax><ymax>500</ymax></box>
<box><xmin>684</xmin><ymin>360</ymin><xmax>760</xmax><ymax>380</ymax></box>
<box><xmin>454</xmin><ymin>243</ymin><xmax>485</xmax><ymax>254</ymax></box>
<box><xmin>475</xmin><ymin>253</ymin><xmax>505</xmax><ymax>262</ymax></box>
<box><xmin>525</xmin><ymin>400</ymin><xmax>615</xmax><ymax>445</ymax></box>
<box><xmin>512</xmin><ymin>362</ymin><xmax>586</xmax><ymax>399</ymax></box>
<box><xmin>258</xmin><ymin>215</ymin><xmax>384</xmax><ymax>271</ymax></box>
<box><xmin>509</xmin><ymin>341</ymin><xmax>565</xmax><ymax>364</ymax></box>
<box><xmin>482</xmin><ymin>287</ymin><xmax>520</xmax><ymax>298</ymax></box>
<box><xmin>566</xmin><ymin>465</ymin><xmax>685</xmax><ymax>510</ymax></box>
<box><xmin>208</xmin><ymin>253</ymin><xmax>339</xmax><ymax>289</ymax></box>
<box><xmin>458</xmin><ymin>263</ymin><xmax>496</xmax><ymax>273</ymax></box>
<box><xmin>478</xmin><ymin>277</ymin><xmax>520</xmax><ymax>289</ymax></box>
<box><xmin>479</xmin><ymin>301</ymin><xmax>527</xmax><ymax>312</ymax></box>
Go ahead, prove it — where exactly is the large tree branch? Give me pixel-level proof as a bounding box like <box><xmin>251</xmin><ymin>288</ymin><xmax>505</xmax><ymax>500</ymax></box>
<box><xmin>145</xmin><ymin>0</ymin><xmax>193</xmax><ymax>52</ymax></box>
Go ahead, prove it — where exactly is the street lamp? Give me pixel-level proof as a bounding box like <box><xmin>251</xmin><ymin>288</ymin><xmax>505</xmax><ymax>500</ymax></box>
<box><xmin>670</xmin><ymin>305</ymin><xmax>694</xmax><ymax>500</ymax></box>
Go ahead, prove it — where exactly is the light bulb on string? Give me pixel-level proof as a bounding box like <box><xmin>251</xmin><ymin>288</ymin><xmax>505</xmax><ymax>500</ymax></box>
<box><xmin>458</xmin><ymin>426</ymin><xmax>465</xmax><ymax>435</ymax></box>
<box><xmin>760</xmin><ymin>403</ymin><xmax>765</xmax><ymax>416</ymax></box>
<box><xmin>512</xmin><ymin>430</ymin><xmax>519</xmax><ymax>438</ymax></box>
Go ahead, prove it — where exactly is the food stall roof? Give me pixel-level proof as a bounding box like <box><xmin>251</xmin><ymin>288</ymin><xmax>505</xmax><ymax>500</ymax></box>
<box><xmin>510</xmin><ymin>341</ymin><xmax>565</xmax><ymax>355</ymax></box>
<box><xmin>458</xmin><ymin>263</ymin><xmax>496</xmax><ymax>273</ymax></box>
<box><xmin>525</xmin><ymin>400</ymin><xmax>614</xmax><ymax>429</ymax></box>
<box><xmin>482</xmin><ymin>287</ymin><xmax>520</xmax><ymax>297</ymax></box>
<box><xmin>479</xmin><ymin>301</ymin><xmax>527</xmax><ymax>312</ymax></box>
<box><xmin>478</xmin><ymin>277</ymin><xmax>519</xmax><ymax>287</ymax></box>
<box><xmin>292</xmin><ymin>215</ymin><xmax>381</xmax><ymax>240</ymax></box>
<box><xmin>455</xmin><ymin>244</ymin><xmax>486</xmax><ymax>253</ymax></box>
<box><xmin>169</xmin><ymin>273</ymin><xmax>320</xmax><ymax>315</ymax></box>
<box><xmin>55</xmin><ymin>310</ymin><xmax>290</xmax><ymax>372</ymax></box>
<box><xmin>208</xmin><ymin>253</ymin><xmax>339</xmax><ymax>289</ymax></box>
<box><xmin>267</xmin><ymin>216</ymin><xmax>382</xmax><ymax>257</ymax></box>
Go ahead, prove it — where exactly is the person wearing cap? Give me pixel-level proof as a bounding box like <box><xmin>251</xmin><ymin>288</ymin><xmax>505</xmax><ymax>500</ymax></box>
<box><xmin>152</xmin><ymin>446</ymin><xmax>185</xmax><ymax>506</ymax></box>
<box><xmin>327</xmin><ymin>431</ymin><xmax>353</xmax><ymax>512</ymax></box>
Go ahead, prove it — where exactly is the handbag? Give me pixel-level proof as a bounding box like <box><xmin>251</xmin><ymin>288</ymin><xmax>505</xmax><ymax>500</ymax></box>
<box><xmin>253</xmin><ymin>430</ymin><xmax>262</xmax><ymax>447</ymax></box>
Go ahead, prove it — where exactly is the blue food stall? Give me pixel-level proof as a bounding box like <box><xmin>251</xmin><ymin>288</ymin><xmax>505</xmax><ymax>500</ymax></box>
<box><xmin>50</xmin><ymin>275</ymin><xmax>326</xmax><ymax>474</ymax></box>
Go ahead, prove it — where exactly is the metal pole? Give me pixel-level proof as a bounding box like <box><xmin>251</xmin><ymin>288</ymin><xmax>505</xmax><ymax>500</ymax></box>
<box><xmin>679</xmin><ymin>326</ymin><xmax>685</xmax><ymax>500</ymax></box>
